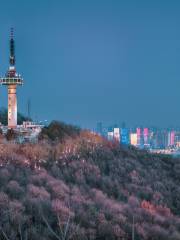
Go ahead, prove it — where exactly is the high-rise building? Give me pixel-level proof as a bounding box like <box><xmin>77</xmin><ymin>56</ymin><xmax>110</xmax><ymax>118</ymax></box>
<box><xmin>120</xmin><ymin>128</ymin><xmax>129</xmax><ymax>145</ymax></box>
<box><xmin>155</xmin><ymin>130</ymin><xmax>168</xmax><ymax>149</ymax></box>
<box><xmin>130</xmin><ymin>133</ymin><xmax>137</xmax><ymax>146</ymax></box>
<box><xmin>96</xmin><ymin>122</ymin><xmax>103</xmax><ymax>135</ymax></box>
<box><xmin>168</xmin><ymin>131</ymin><xmax>175</xmax><ymax>147</ymax></box>
<box><xmin>143</xmin><ymin>128</ymin><xmax>150</xmax><ymax>148</ymax></box>
<box><xmin>0</xmin><ymin>29</ymin><xmax>23</xmax><ymax>128</ymax></box>
<box><xmin>107</xmin><ymin>131</ymin><xmax>114</xmax><ymax>141</ymax></box>
<box><xmin>113</xmin><ymin>128</ymin><xmax>120</xmax><ymax>142</ymax></box>
<box><xmin>136</xmin><ymin>128</ymin><xmax>144</xmax><ymax>148</ymax></box>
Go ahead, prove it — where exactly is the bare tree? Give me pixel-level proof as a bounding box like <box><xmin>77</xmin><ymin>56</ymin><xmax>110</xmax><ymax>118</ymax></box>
<box><xmin>0</xmin><ymin>226</ymin><xmax>10</xmax><ymax>240</ymax></box>
<box><xmin>39</xmin><ymin>205</ymin><xmax>79</xmax><ymax>240</ymax></box>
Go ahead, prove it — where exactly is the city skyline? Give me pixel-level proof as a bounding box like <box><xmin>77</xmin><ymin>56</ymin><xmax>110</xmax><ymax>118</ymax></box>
<box><xmin>0</xmin><ymin>1</ymin><xmax>180</xmax><ymax>128</ymax></box>
<box><xmin>95</xmin><ymin>122</ymin><xmax>180</xmax><ymax>153</ymax></box>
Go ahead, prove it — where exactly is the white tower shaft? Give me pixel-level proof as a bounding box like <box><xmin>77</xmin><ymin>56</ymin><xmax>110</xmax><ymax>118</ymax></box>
<box><xmin>8</xmin><ymin>85</ymin><xmax>17</xmax><ymax>128</ymax></box>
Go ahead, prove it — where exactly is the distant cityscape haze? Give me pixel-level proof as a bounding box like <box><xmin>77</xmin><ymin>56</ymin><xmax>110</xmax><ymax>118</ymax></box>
<box><xmin>0</xmin><ymin>0</ymin><xmax>180</xmax><ymax>129</ymax></box>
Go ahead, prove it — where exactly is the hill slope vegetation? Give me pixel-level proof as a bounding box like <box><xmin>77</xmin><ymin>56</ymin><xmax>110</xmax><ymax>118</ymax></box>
<box><xmin>0</xmin><ymin>122</ymin><xmax>179</xmax><ymax>239</ymax></box>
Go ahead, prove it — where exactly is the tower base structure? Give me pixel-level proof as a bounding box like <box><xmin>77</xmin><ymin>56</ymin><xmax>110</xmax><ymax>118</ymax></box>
<box><xmin>8</xmin><ymin>85</ymin><xmax>17</xmax><ymax>128</ymax></box>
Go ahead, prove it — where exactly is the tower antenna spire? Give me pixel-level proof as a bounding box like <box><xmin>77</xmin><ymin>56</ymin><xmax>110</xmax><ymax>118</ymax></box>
<box><xmin>10</xmin><ymin>27</ymin><xmax>14</xmax><ymax>39</ymax></box>
<box><xmin>10</xmin><ymin>27</ymin><xmax>15</xmax><ymax>66</ymax></box>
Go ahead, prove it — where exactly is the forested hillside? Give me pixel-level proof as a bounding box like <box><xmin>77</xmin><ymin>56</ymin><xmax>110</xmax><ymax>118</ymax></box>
<box><xmin>0</xmin><ymin>122</ymin><xmax>179</xmax><ymax>239</ymax></box>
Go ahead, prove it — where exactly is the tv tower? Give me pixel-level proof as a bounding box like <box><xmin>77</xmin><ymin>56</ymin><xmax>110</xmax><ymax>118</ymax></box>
<box><xmin>0</xmin><ymin>28</ymin><xmax>23</xmax><ymax>128</ymax></box>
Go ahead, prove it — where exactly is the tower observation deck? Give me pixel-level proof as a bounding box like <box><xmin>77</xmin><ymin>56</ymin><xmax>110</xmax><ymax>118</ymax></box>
<box><xmin>0</xmin><ymin>28</ymin><xmax>23</xmax><ymax>128</ymax></box>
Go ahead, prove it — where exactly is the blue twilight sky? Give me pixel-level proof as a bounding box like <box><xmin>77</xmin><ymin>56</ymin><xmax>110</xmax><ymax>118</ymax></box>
<box><xmin>0</xmin><ymin>0</ymin><xmax>179</xmax><ymax>128</ymax></box>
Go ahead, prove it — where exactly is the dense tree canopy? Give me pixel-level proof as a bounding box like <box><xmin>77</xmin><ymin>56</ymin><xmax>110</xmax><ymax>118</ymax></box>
<box><xmin>39</xmin><ymin>121</ymin><xmax>80</xmax><ymax>142</ymax></box>
<box><xmin>0</xmin><ymin>125</ymin><xmax>179</xmax><ymax>239</ymax></box>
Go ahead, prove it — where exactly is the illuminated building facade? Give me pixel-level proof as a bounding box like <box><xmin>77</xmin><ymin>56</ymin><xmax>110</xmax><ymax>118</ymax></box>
<box><xmin>168</xmin><ymin>131</ymin><xmax>175</xmax><ymax>147</ymax></box>
<box><xmin>130</xmin><ymin>133</ymin><xmax>137</xmax><ymax>146</ymax></box>
<box><xmin>107</xmin><ymin>130</ymin><xmax>114</xmax><ymax>141</ymax></box>
<box><xmin>143</xmin><ymin>128</ymin><xmax>150</xmax><ymax>148</ymax></box>
<box><xmin>121</xmin><ymin>128</ymin><xmax>129</xmax><ymax>145</ymax></box>
<box><xmin>137</xmin><ymin>128</ymin><xmax>143</xmax><ymax>148</ymax></box>
<box><xmin>114</xmin><ymin>128</ymin><xmax>120</xmax><ymax>142</ymax></box>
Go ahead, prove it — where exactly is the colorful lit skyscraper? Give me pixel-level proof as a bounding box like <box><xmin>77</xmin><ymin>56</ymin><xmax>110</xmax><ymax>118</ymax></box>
<box><xmin>130</xmin><ymin>133</ymin><xmax>137</xmax><ymax>146</ymax></box>
<box><xmin>114</xmin><ymin>128</ymin><xmax>120</xmax><ymax>142</ymax></box>
<box><xmin>143</xmin><ymin>128</ymin><xmax>150</xmax><ymax>148</ymax></box>
<box><xmin>136</xmin><ymin>127</ymin><xmax>144</xmax><ymax>148</ymax></box>
<box><xmin>120</xmin><ymin>128</ymin><xmax>129</xmax><ymax>145</ymax></box>
<box><xmin>168</xmin><ymin>131</ymin><xmax>175</xmax><ymax>147</ymax></box>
